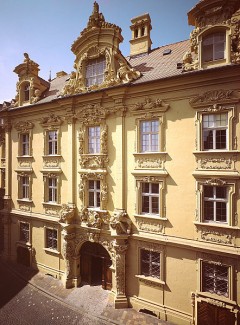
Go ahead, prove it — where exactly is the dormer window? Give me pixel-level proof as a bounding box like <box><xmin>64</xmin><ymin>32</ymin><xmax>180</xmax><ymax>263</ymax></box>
<box><xmin>202</xmin><ymin>32</ymin><xmax>226</xmax><ymax>63</ymax></box>
<box><xmin>24</xmin><ymin>83</ymin><xmax>30</xmax><ymax>101</ymax></box>
<box><xmin>85</xmin><ymin>57</ymin><xmax>106</xmax><ymax>87</ymax></box>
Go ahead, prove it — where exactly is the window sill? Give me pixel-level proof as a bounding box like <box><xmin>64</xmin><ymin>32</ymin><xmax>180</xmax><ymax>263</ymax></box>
<box><xmin>134</xmin><ymin>214</ymin><xmax>167</xmax><ymax>221</ymax></box>
<box><xmin>42</xmin><ymin>202</ymin><xmax>62</xmax><ymax>207</ymax></box>
<box><xmin>16</xmin><ymin>241</ymin><xmax>31</xmax><ymax>247</ymax></box>
<box><xmin>44</xmin><ymin>248</ymin><xmax>60</xmax><ymax>255</ymax></box>
<box><xmin>193</xmin><ymin>150</ymin><xmax>238</xmax><ymax>154</ymax></box>
<box><xmin>17</xmin><ymin>155</ymin><xmax>33</xmax><ymax>159</ymax></box>
<box><xmin>135</xmin><ymin>275</ymin><xmax>165</xmax><ymax>287</ymax></box>
<box><xmin>196</xmin><ymin>291</ymin><xmax>236</xmax><ymax>306</ymax></box>
<box><xmin>194</xmin><ymin>221</ymin><xmax>239</xmax><ymax>230</ymax></box>
<box><xmin>133</xmin><ymin>152</ymin><xmax>167</xmax><ymax>156</ymax></box>
<box><xmin>42</xmin><ymin>155</ymin><xmax>62</xmax><ymax>158</ymax></box>
<box><xmin>17</xmin><ymin>199</ymin><xmax>33</xmax><ymax>203</ymax></box>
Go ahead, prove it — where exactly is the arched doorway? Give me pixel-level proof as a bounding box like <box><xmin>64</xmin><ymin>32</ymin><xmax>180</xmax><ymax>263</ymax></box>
<box><xmin>80</xmin><ymin>241</ymin><xmax>112</xmax><ymax>290</ymax></box>
<box><xmin>17</xmin><ymin>246</ymin><xmax>30</xmax><ymax>267</ymax></box>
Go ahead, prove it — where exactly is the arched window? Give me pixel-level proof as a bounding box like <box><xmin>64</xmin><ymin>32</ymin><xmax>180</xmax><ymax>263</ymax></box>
<box><xmin>202</xmin><ymin>32</ymin><xmax>226</xmax><ymax>62</ymax></box>
<box><xmin>85</xmin><ymin>57</ymin><xmax>106</xmax><ymax>87</ymax></box>
<box><xmin>23</xmin><ymin>83</ymin><xmax>30</xmax><ymax>101</ymax></box>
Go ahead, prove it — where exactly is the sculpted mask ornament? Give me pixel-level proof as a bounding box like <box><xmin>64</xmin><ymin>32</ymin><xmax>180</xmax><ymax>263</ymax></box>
<box><xmin>110</xmin><ymin>210</ymin><xmax>132</xmax><ymax>235</ymax></box>
<box><xmin>59</xmin><ymin>204</ymin><xmax>75</xmax><ymax>224</ymax></box>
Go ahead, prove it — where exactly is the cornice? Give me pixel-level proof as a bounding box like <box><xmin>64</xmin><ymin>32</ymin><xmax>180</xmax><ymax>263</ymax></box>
<box><xmin>131</xmin><ymin>233</ymin><xmax>240</xmax><ymax>257</ymax></box>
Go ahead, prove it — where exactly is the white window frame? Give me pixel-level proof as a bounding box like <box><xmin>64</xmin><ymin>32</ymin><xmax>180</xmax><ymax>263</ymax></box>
<box><xmin>48</xmin><ymin>177</ymin><xmax>58</xmax><ymax>203</ymax></box>
<box><xmin>85</xmin><ymin>56</ymin><xmax>106</xmax><ymax>87</ymax></box>
<box><xmin>200</xmin><ymin>260</ymin><xmax>231</xmax><ymax>299</ymax></box>
<box><xmin>203</xmin><ymin>185</ymin><xmax>228</xmax><ymax>224</ymax></box>
<box><xmin>196</xmin><ymin>180</ymin><xmax>235</xmax><ymax>227</ymax></box>
<box><xmin>47</xmin><ymin>130</ymin><xmax>58</xmax><ymax>155</ymax></box>
<box><xmin>198</xmin><ymin>27</ymin><xmax>231</xmax><ymax>69</ymax></box>
<box><xmin>141</xmin><ymin>182</ymin><xmax>160</xmax><ymax>215</ymax></box>
<box><xmin>194</xmin><ymin>106</ymin><xmax>235</xmax><ymax>152</ymax></box>
<box><xmin>88</xmin><ymin>126</ymin><xmax>100</xmax><ymax>154</ymax></box>
<box><xmin>88</xmin><ymin>179</ymin><xmax>101</xmax><ymax>209</ymax></box>
<box><xmin>44</xmin><ymin>226</ymin><xmax>59</xmax><ymax>252</ymax></box>
<box><xmin>140</xmin><ymin>120</ymin><xmax>159</xmax><ymax>153</ymax></box>
<box><xmin>136</xmin><ymin>241</ymin><xmax>165</xmax><ymax>285</ymax></box>
<box><xmin>202</xmin><ymin>32</ymin><xmax>226</xmax><ymax>62</ymax></box>
<box><xmin>202</xmin><ymin>113</ymin><xmax>228</xmax><ymax>150</ymax></box>
<box><xmin>140</xmin><ymin>248</ymin><xmax>161</xmax><ymax>279</ymax></box>
<box><xmin>21</xmin><ymin>133</ymin><xmax>30</xmax><ymax>156</ymax></box>
<box><xmin>19</xmin><ymin>221</ymin><xmax>30</xmax><ymax>243</ymax></box>
<box><xmin>135</xmin><ymin>177</ymin><xmax>165</xmax><ymax>219</ymax></box>
<box><xmin>17</xmin><ymin>174</ymin><xmax>32</xmax><ymax>201</ymax></box>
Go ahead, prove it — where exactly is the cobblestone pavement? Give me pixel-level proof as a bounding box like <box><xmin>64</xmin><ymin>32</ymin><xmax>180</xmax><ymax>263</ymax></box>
<box><xmin>0</xmin><ymin>259</ymin><xmax>174</xmax><ymax>325</ymax></box>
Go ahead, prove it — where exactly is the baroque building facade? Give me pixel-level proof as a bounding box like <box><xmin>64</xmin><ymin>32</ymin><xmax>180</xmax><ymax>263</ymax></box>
<box><xmin>0</xmin><ymin>1</ymin><xmax>240</xmax><ymax>324</ymax></box>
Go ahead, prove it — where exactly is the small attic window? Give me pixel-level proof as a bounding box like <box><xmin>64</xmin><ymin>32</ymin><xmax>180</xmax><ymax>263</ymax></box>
<box><xmin>141</xmin><ymin>27</ymin><xmax>145</xmax><ymax>37</ymax></box>
<box><xmin>163</xmin><ymin>49</ymin><xmax>172</xmax><ymax>56</ymax></box>
<box><xmin>85</xmin><ymin>56</ymin><xmax>106</xmax><ymax>87</ymax></box>
<box><xmin>135</xmin><ymin>29</ymin><xmax>139</xmax><ymax>38</ymax></box>
<box><xmin>24</xmin><ymin>83</ymin><xmax>30</xmax><ymax>101</ymax></box>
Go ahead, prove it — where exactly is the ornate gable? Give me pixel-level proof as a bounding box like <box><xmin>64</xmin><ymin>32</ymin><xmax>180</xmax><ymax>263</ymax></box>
<box><xmin>13</xmin><ymin>53</ymin><xmax>49</xmax><ymax>107</ymax></box>
<box><xmin>60</xmin><ymin>2</ymin><xmax>140</xmax><ymax>97</ymax></box>
<box><xmin>182</xmin><ymin>0</ymin><xmax>240</xmax><ymax>71</ymax></box>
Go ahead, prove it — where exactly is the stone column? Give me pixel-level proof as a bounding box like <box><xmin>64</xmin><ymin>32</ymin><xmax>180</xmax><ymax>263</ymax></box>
<box><xmin>61</xmin><ymin>227</ymin><xmax>76</xmax><ymax>288</ymax></box>
<box><xmin>114</xmin><ymin>240</ymin><xmax>128</xmax><ymax>308</ymax></box>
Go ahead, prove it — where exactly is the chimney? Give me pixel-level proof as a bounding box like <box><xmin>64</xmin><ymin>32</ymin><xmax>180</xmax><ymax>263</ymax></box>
<box><xmin>129</xmin><ymin>13</ymin><xmax>152</xmax><ymax>57</ymax></box>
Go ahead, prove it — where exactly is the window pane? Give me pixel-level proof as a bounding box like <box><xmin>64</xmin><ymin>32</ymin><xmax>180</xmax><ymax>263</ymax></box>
<box><xmin>142</xmin><ymin>183</ymin><xmax>149</xmax><ymax>193</ymax></box>
<box><xmin>142</xmin><ymin>196</ymin><xmax>149</xmax><ymax>213</ymax></box>
<box><xmin>151</xmin><ymin>183</ymin><xmax>159</xmax><ymax>194</ymax></box>
<box><xmin>89</xmin><ymin>192</ymin><xmax>94</xmax><ymax>207</ymax></box>
<box><xmin>204</xmin><ymin>201</ymin><xmax>214</xmax><ymax>221</ymax></box>
<box><xmin>216</xmin><ymin>186</ymin><xmax>226</xmax><ymax>199</ymax></box>
<box><xmin>204</xmin><ymin>186</ymin><xmax>213</xmax><ymax>198</ymax></box>
<box><xmin>216</xmin><ymin>202</ymin><xmax>227</xmax><ymax>222</ymax></box>
<box><xmin>89</xmin><ymin>180</ymin><xmax>94</xmax><ymax>189</ymax></box>
<box><xmin>216</xmin><ymin>130</ymin><xmax>226</xmax><ymax>149</ymax></box>
<box><xmin>203</xmin><ymin>130</ymin><xmax>213</xmax><ymax>149</ymax></box>
<box><xmin>86</xmin><ymin>57</ymin><xmax>106</xmax><ymax>87</ymax></box>
<box><xmin>151</xmin><ymin>197</ymin><xmax>159</xmax><ymax>214</ymax></box>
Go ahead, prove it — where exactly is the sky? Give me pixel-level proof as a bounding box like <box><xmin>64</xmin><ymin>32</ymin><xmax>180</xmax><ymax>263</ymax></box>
<box><xmin>0</xmin><ymin>0</ymin><xmax>198</xmax><ymax>103</ymax></box>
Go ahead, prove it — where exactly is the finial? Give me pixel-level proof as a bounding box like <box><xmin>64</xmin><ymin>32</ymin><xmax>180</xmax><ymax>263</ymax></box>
<box><xmin>93</xmin><ymin>1</ymin><xmax>99</xmax><ymax>14</ymax></box>
<box><xmin>48</xmin><ymin>70</ymin><xmax>52</xmax><ymax>82</ymax></box>
<box><xmin>24</xmin><ymin>53</ymin><xmax>30</xmax><ymax>62</ymax></box>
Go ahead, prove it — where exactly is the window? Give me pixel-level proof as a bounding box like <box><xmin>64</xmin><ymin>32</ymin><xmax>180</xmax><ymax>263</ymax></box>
<box><xmin>21</xmin><ymin>176</ymin><xmax>30</xmax><ymax>199</ymax></box>
<box><xmin>24</xmin><ymin>83</ymin><xmax>30</xmax><ymax>101</ymax></box>
<box><xmin>19</xmin><ymin>222</ymin><xmax>30</xmax><ymax>242</ymax></box>
<box><xmin>202</xmin><ymin>262</ymin><xmax>229</xmax><ymax>297</ymax></box>
<box><xmin>48</xmin><ymin>178</ymin><xmax>57</xmax><ymax>203</ymax></box>
<box><xmin>203</xmin><ymin>185</ymin><xmax>227</xmax><ymax>223</ymax></box>
<box><xmin>88</xmin><ymin>126</ymin><xmax>100</xmax><ymax>154</ymax></box>
<box><xmin>141</xmin><ymin>249</ymin><xmax>160</xmax><ymax>279</ymax></box>
<box><xmin>141</xmin><ymin>182</ymin><xmax>159</xmax><ymax>215</ymax></box>
<box><xmin>202</xmin><ymin>32</ymin><xmax>225</xmax><ymax>62</ymax></box>
<box><xmin>85</xmin><ymin>57</ymin><xmax>106</xmax><ymax>87</ymax></box>
<box><xmin>47</xmin><ymin>130</ymin><xmax>58</xmax><ymax>155</ymax></box>
<box><xmin>46</xmin><ymin>228</ymin><xmax>57</xmax><ymax>250</ymax></box>
<box><xmin>203</xmin><ymin>113</ymin><xmax>227</xmax><ymax>150</ymax></box>
<box><xmin>88</xmin><ymin>180</ymin><xmax>100</xmax><ymax>208</ymax></box>
<box><xmin>21</xmin><ymin>133</ymin><xmax>30</xmax><ymax>156</ymax></box>
<box><xmin>140</xmin><ymin>120</ymin><xmax>159</xmax><ymax>152</ymax></box>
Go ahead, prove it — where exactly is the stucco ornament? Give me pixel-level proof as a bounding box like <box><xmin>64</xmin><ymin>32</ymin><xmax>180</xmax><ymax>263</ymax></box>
<box><xmin>59</xmin><ymin>204</ymin><xmax>75</xmax><ymax>224</ymax></box>
<box><xmin>110</xmin><ymin>209</ymin><xmax>132</xmax><ymax>235</ymax></box>
<box><xmin>183</xmin><ymin>0</ymin><xmax>240</xmax><ymax>71</ymax></box>
<box><xmin>59</xmin><ymin>2</ymin><xmax>141</xmax><ymax>97</ymax></box>
<box><xmin>80</xmin><ymin>207</ymin><xmax>110</xmax><ymax>229</ymax></box>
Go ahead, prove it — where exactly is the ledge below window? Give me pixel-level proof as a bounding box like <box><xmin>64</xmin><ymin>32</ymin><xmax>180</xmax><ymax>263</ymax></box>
<box><xmin>44</xmin><ymin>248</ymin><xmax>60</xmax><ymax>255</ymax></box>
<box><xmin>135</xmin><ymin>275</ymin><xmax>165</xmax><ymax>287</ymax></box>
<box><xmin>194</xmin><ymin>222</ymin><xmax>239</xmax><ymax>230</ymax></box>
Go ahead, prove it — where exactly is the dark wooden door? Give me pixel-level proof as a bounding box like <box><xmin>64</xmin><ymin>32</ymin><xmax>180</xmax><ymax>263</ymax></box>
<box><xmin>91</xmin><ymin>256</ymin><xmax>102</xmax><ymax>285</ymax></box>
<box><xmin>80</xmin><ymin>253</ymin><xmax>91</xmax><ymax>283</ymax></box>
<box><xmin>102</xmin><ymin>257</ymin><xmax>112</xmax><ymax>290</ymax></box>
<box><xmin>197</xmin><ymin>301</ymin><xmax>235</xmax><ymax>325</ymax></box>
<box><xmin>17</xmin><ymin>246</ymin><xmax>30</xmax><ymax>267</ymax></box>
